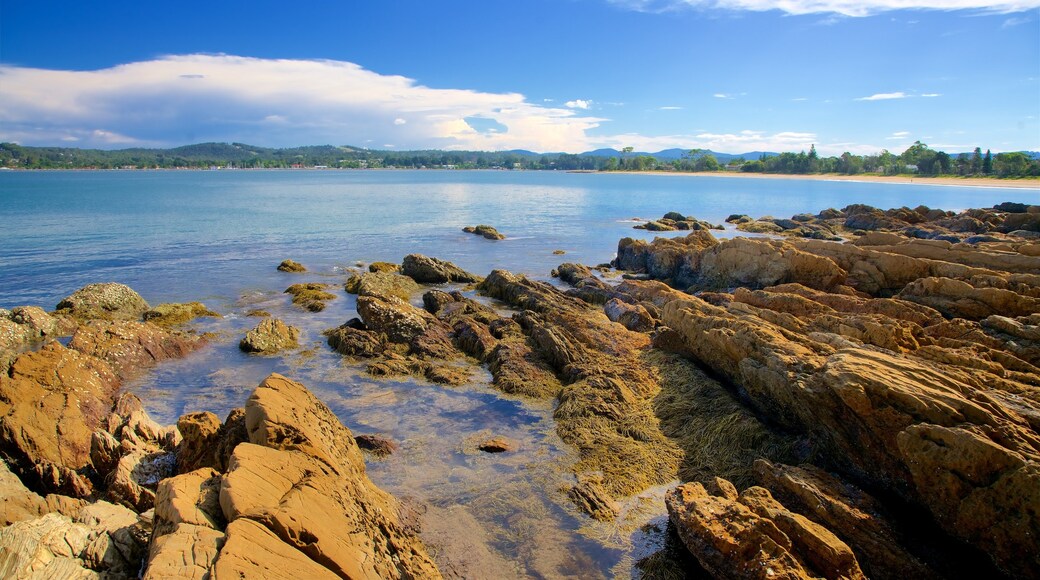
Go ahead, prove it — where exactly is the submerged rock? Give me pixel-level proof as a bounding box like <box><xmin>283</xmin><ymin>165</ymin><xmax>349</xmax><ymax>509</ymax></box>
<box><xmin>142</xmin><ymin>302</ymin><xmax>219</xmax><ymax>327</ymax></box>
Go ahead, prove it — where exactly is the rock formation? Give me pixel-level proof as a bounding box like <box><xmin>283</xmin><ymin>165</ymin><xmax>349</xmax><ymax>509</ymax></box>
<box><xmin>462</xmin><ymin>224</ymin><xmax>506</xmax><ymax>240</ymax></box>
<box><xmin>401</xmin><ymin>254</ymin><xmax>481</xmax><ymax>284</ymax></box>
<box><xmin>610</xmin><ymin>206</ymin><xmax>1040</xmax><ymax>577</ymax></box>
<box><xmin>239</xmin><ymin>318</ymin><xmax>299</xmax><ymax>354</ymax></box>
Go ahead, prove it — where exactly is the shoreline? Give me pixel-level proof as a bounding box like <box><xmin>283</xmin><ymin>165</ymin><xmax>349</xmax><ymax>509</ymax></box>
<box><xmin>5</xmin><ymin>166</ymin><xmax>1038</xmax><ymax>190</ymax></box>
<box><xmin>602</xmin><ymin>170</ymin><xmax>1040</xmax><ymax>190</ymax></box>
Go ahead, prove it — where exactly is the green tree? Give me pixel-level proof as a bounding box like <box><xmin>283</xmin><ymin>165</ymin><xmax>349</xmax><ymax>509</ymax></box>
<box><xmin>983</xmin><ymin>149</ymin><xmax>993</xmax><ymax>175</ymax></box>
<box><xmin>971</xmin><ymin>147</ymin><xmax>982</xmax><ymax>174</ymax></box>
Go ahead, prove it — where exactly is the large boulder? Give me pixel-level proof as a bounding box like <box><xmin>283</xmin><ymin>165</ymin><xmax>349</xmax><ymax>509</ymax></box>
<box><xmin>56</xmin><ymin>283</ymin><xmax>150</xmax><ymax>322</ymax></box>
<box><xmin>0</xmin><ymin>342</ymin><xmax>120</xmax><ymax>497</ymax></box>
<box><xmin>211</xmin><ymin>374</ymin><xmax>441</xmax><ymax>579</ymax></box>
<box><xmin>401</xmin><ymin>254</ymin><xmax>481</xmax><ymax>284</ymax></box>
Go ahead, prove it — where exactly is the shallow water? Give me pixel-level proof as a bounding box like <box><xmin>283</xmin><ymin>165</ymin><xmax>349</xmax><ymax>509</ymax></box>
<box><xmin>1</xmin><ymin>170</ymin><xmax>1036</xmax><ymax>577</ymax></box>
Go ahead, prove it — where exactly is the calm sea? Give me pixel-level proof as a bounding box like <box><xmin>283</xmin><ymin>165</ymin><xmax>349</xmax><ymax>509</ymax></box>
<box><xmin>2</xmin><ymin>169</ymin><xmax>1035</xmax><ymax>308</ymax></box>
<box><xmin>0</xmin><ymin>169</ymin><xmax>1036</xmax><ymax>577</ymax></box>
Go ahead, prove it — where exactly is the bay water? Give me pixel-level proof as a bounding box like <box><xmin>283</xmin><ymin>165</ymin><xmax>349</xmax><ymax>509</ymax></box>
<box><xmin>1</xmin><ymin>170</ymin><xmax>1036</xmax><ymax>577</ymax></box>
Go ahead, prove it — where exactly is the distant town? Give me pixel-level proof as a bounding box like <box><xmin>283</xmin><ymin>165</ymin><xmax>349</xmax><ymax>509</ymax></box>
<box><xmin>2</xmin><ymin>141</ymin><xmax>1038</xmax><ymax>178</ymax></box>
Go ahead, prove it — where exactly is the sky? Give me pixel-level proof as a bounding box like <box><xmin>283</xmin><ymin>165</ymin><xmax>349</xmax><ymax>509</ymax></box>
<box><xmin>1</xmin><ymin>0</ymin><xmax>1038</xmax><ymax>156</ymax></box>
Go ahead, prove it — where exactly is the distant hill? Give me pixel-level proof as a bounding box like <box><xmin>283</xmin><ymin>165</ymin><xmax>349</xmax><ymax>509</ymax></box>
<box><xmin>579</xmin><ymin>147</ymin><xmax>778</xmax><ymax>163</ymax></box>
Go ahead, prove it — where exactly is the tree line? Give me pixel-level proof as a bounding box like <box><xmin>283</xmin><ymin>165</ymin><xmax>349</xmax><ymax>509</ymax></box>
<box><xmin>1</xmin><ymin>140</ymin><xmax>1036</xmax><ymax>178</ymax></box>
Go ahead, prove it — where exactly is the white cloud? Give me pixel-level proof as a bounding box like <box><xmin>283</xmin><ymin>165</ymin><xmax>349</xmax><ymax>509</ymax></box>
<box><xmin>886</xmin><ymin>131</ymin><xmax>911</xmax><ymax>140</ymax></box>
<box><xmin>791</xmin><ymin>97</ymin><xmax>809</xmax><ymax>102</ymax></box>
<box><xmin>393</xmin><ymin>118</ymin><xmax>407</xmax><ymax>125</ymax></box>
<box><xmin>608</xmin><ymin>0</ymin><xmax>1040</xmax><ymax>17</ymax></box>
<box><xmin>658</xmin><ymin>106</ymin><xmax>683</xmax><ymax>110</ymax></box>
<box><xmin>1003</xmin><ymin>15</ymin><xmax>1031</xmax><ymax>26</ymax></box>
<box><xmin>713</xmin><ymin>93</ymin><xmax>731</xmax><ymax>99</ymax></box>
<box><xmin>565</xmin><ymin>99</ymin><xmax>592</xmax><ymax>109</ymax></box>
<box><xmin>856</xmin><ymin>91</ymin><xmax>908</xmax><ymax>101</ymax></box>
<box><xmin>0</xmin><ymin>55</ymin><xmax>607</xmax><ymax>152</ymax></box>
<box><xmin>591</xmin><ymin>130</ymin><xmax>823</xmax><ymax>154</ymax></box>
<box><xmin>921</xmin><ymin>93</ymin><xmax>942</xmax><ymax>97</ymax></box>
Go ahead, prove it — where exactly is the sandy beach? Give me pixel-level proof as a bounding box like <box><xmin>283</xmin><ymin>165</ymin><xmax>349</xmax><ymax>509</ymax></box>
<box><xmin>607</xmin><ymin>170</ymin><xmax>1040</xmax><ymax>190</ymax></box>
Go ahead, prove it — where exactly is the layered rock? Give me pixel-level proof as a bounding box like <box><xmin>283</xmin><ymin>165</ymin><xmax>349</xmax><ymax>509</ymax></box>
<box><xmin>143</xmin><ymin>373</ymin><xmax>441</xmax><ymax>579</ymax></box>
<box><xmin>665</xmin><ymin>479</ymin><xmax>865</xmax><ymax>580</ymax></box>
<box><xmin>610</xmin><ymin>206</ymin><xmax>1040</xmax><ymax>576</ymax></box>
<box><xmin>0</xmin><ymin>342</ymin><xmax>120</xmax><ymax>497</ymax></box>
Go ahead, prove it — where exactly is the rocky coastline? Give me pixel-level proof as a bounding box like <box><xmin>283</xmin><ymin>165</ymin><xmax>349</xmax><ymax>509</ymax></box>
<box><xmin>1</xmin><ymin>201</ymin><xmax>1037</xmax><ymax>578</ymax></box>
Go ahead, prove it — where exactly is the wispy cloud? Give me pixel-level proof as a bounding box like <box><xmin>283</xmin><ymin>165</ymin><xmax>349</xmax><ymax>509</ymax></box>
<box><xmin>856</xmin><ymin>91</ymin><xmax>908</xmax><ymax>101</ymax></box>
<box><xmin>565</xmin><ymin>99</ymin><xmax>592</xmax><ymax>109</ymax></box>
<box><xmin>921</xmin><ymin>93</ymin><xmax>942</xmax><ymax>97</ymax></box>
<box><xmin>609</xmin><ymin>0</ymin><xmax>1040</xmax><ymax>17</ymax></box>
<box><xmin>886</xmin><ymin>131</ymin><xmax>911</xmax><ymax>140</ymax></box>
<box><xmin>0</xmin><ymin>55</ymin><xmax>610</xmax><ymax>152</ymax></box>
<box><xmin>658</xmin><ymin>106</ymin><xmax>684</xmax><ymax>110</ymax></box>
<box><xmin>592</xmin><ymin>129</ymin><xmax>823</xmax><ymax>154</ymax></box>
<box><xmin>1003</xmin><ymin>15</ymin><xmax>1032</xmax><ymax>26</ymax></box>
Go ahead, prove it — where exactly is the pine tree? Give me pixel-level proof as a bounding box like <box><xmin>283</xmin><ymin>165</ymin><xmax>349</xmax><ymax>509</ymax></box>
<box><xmin>983</xmin><ymin>149</ymin><xmax>993</xmax><ymax>175</ymax></box>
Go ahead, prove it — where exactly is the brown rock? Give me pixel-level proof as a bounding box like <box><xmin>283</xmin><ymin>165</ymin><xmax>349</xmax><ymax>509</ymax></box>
<box><xmin>568</xmin><ymin>475</ymin><xmax>620</xmax><ymax>521</ymax></box>
<box><xmin>401</xmin><ymin>254</ymin><xmax>481</xmax><ymax>284</ymax></box>
<box><xmin>898</xmin><ymin>276</ymin><xmax>1040</xmax><ymax>320</ymax></box>
<box><xmin>276</xmin><ymin>259</ymin><xmax>306</xmax><ymax>273</ymax></box>
<box><xmin>368</xmin><ymin>261</ymin><xmax>400</xmax><ymax>273</ymax></box>
<box><xmin>665</xmin><ymin>480</ymin><xmax>865</xmax><ymax>580</ymax></box>
<box><xmin>142</xmin><ymin>302</ymin><xmax>219</xmax><ymax>327</ymax></box>
<box><xmin>754</xmin><ymin>460</ymin><xmax>937</xmax><ymax>579</ymax></box>
<box><xmin>56</xmin><ymin>282</ymin><xmax>150</xmax><ymax>322</ymax></box>
<box><xmin>325</xmin><ymin>324</ymin><xmax>386</xmax><ymax>358</ymax></box>
<box><xmin>604</xmin><ymin>298</ymin><xmax>655</xmax><ymax>332</ymax></box>
<box><xmin>354</xmin><ymin>434</ymin><xmax>398</xmax><ymax>458</ymax></box>
<box><xmin>68</xmin><ymin>320</ymin><xmax>203</xmax><ymax>380</ymax></box>
<box><xmin>462</xmin><ymin>224</ymin><xmax>506</xmax><ymax>240</ymax></box>
<box><xmin>284</xmin><ymin>282</ymin><xmax>336</xmax><ymax>312</ymax></box>
<box><xmin>356</xmin><ymin>294</ymin><xmax>430</xmax><ymax>343</ymax></box>
<box><xmin>218</xmin><ymin>373</ymin><xmax>441</xmax><ymax>578</ymax></box>
<box><xmin>344</xmin><ymin>271</ymin><xmax>420</xmax><ymax>301</ymax></box>
<box><xmin>176</xmin><ymin>412</ymin><xmax>222</xmax><ymax>473</ymax></box>
<box><xmin>0</xmin><ymin>342</ymin><xmax>120</xmax><ymax>497</ymax></box>
<box><xmin>477</xmin><ymin>437</ymin><xmax>516</xmax><ymax>453</ymax></box>
<box><xmin>239</xmin><ymin>318</ymin><xmax>299</xmax><ymax>354</ymax></box>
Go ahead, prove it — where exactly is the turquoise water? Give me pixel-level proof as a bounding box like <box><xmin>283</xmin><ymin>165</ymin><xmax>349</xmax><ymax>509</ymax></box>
<box><xmin>2</xmin><ymin>169</ymin><xmax>1035</xmax><ymax>309</ymax></box>
<box><xmin>1</xmin><ymin>169</ymin><xmax>1036</xmax><ymax>577</ymax></box>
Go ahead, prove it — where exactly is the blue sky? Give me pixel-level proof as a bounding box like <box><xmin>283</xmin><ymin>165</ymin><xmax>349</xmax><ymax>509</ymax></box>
<box><xmin>1</xmin><ymin>0</ymin><xmax>1037</xmax><ymax>155</ymax></box>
